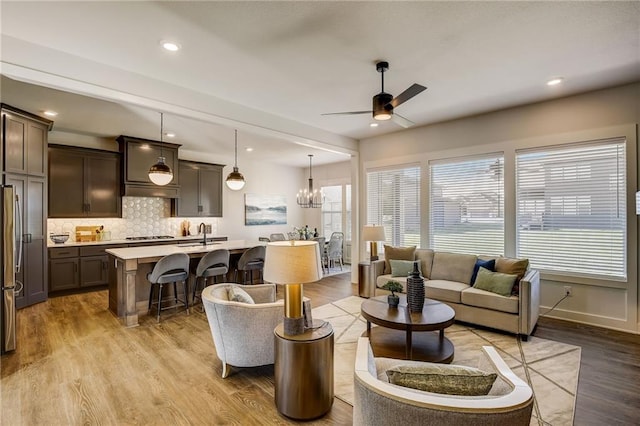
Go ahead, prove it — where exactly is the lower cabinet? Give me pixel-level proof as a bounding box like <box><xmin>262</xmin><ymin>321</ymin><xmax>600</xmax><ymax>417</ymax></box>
<box><xmin>49</xmin><ymin>245</ymin><xmax>125</xmax><ymax>292</ymax></box>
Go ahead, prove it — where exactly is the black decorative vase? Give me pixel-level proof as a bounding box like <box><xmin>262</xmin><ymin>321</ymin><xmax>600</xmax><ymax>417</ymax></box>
<box><xmin>387</xmin><ymin>294</ymin><xmax>399</xmax><ymax>308</ymax></box>
<box><xmin>406</xmin><ymin>262</ymin><xmax>425</xmax><ymax>313</ymax></box>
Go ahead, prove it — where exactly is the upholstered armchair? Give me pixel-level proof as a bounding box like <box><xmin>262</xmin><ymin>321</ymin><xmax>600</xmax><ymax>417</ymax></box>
<box><xmin>353</xmin><ymin>337</ymin><xmax>534</xmax><ymax>425</ymax></box>
<box><xmin>202</xmin><ymin>283</ymin><xmax>284</xmax><ymax>378</ymax></box>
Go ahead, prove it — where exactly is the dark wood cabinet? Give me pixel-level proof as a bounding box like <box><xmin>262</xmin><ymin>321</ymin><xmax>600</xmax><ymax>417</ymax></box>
<box><xmin>48</xmin><ymin>145</ymin><xmax>121</xmax><ymax>218</ymax></box>
<box><xmin>2</xmin><ymin>106</ymin><xmax>50</xmax><ymax>177</ymax></box>
<box><xmin>49</xmin><ymin>244</ymin><xmax>123</xmax><ymax>292</ymax></box>
<box><xmin>80</xmin><ymin>256</ymin><xmax>109</xmax><ymax>287</ymax></box>
<box><xmin>117</xmin><ymin>135</ymin><xmax>181</xmax><ymax>198</ymax></box>
<box><xmin>173</xmin><ymin>160</ymin><xmax>223</xmax><ymax>217</ymax></box>
<box><xmin>49</xmin><ymin>257</ymin><xmax>80</xmax><ymax>291</ymax></box>
<box><xmin>6</xmin><ymin>174</ymin><xmax>48</xmax><ymax>307</ymax></box>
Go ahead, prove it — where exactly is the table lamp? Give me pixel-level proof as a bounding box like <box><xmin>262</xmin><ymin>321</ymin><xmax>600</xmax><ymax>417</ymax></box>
<box><xmin>362</xmin><ymin>225</ymin><xmax>386</xmax><ymax>261</ymax></box>
<box><xmin>264</xmin><ymin>240</ymin><xmax>323</xmax><ymax>335</ymax></box>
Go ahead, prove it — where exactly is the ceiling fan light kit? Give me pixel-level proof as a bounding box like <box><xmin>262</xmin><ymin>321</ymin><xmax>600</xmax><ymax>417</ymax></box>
<box><xmin>226</xmin><ymin>129</ymin><xmax>246</xmax><ymax>190</ymax></box>
<box><xmin>148</xmin><ymin>112</ymin><xmax>174</xmax><ymax>186</ymax></box>
<box><xmin>322</xmin><ymin>60</ymin><xmax>426</xmax><ymax>127</ymax></box>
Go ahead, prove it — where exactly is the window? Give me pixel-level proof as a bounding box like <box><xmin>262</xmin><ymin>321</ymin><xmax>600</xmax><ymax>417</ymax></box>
<box><xmin>321</xmin><ymin>184</ymin><xmax>352</xmax><ymax>240</ymax></box>
<box><xmin>516</xmin><ymin>139</ymin><xmax>626</xmax><ymax>279</ymax></box>
<box><xmin>367</xmin><ymin>165</ymin><xmax>420</xmax><ymax>247</ymax></box>
<box><xmin>429</xmin><ymin>155</ymin><xmax>504</xmax><ymax>255</ymax></box>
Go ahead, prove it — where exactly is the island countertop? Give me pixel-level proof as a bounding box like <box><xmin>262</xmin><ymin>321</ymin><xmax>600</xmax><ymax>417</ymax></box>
<box><xmin>106</xmin><ymin>239</ymin><xmax>265</xmax><ymax>327</ymax></box>
<box><xmin>105</xmin><ymin>239</ymin><xmax>264</xmax><ymax>260</ymax></box>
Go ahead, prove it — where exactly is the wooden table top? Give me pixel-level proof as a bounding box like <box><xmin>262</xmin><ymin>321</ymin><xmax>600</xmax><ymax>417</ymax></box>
<box><xmin>361</xmin><ymin>295</ymin><xmax>455</xmax><ymax>332</ymax></box>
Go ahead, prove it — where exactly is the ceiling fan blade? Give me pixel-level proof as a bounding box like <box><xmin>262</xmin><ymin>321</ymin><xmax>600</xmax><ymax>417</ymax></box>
<box><xmin>391</xmin><ymin>113</ymin><xmax>415</xmax><ymax>128</ymax></box>
<box><xmin>321</xmin><ymin>110</ymin><xmax>372</xmax><ymax>116</ymax></box>
<box><xmin>389</xmin><ymin>84</ymin><xmax>427</xmax><ymax>108</ymax></box>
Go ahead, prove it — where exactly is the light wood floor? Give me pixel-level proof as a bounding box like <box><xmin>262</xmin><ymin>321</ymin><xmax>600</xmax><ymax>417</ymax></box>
<box><xmin>2</xmin><ymin>273</ymin><xmax>639</xmax><ymax>425</ymax></box>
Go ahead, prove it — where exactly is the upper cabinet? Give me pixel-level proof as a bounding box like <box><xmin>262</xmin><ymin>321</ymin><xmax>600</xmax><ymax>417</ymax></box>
<box><xmin>172</xmin><ymin>160</ymin><xmax>224</xmax><ymax>217</ymax></box>
<box><xmin>1</xmin><ymin>104</ymin><xmax>52</xmax><ymax>177</ymax></box>
<box><xmin>117</xmin><ymin>135</ymin><xmax>181</xmax><ymax>198</ymax></box>
<box><xmin>48</xmin><ymin>145</ymin><xmax>121</xmax><ymax>218</ymax></box>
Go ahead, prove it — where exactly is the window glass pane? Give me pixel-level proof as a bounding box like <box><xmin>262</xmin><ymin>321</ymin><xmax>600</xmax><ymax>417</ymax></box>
<box><xmin>321</xmin><ymin>185</ymin><xmax>342</xmax><ymax>237</ymax></box>
<box><xmin>367</xmin><ymin>165</ymin><xmax>420</xmax><ymax>248</ymax></box>
<box><xmin>516</xmin><ymin>139</ymin><xmax>626</xmax><ymax>279</ymax></box>
<box><xmin>345</xmin><ymin>185</ymin><xmax>352</xmax><ymax>240</ymax></box>
<box><xmin>429</xmin><ymin>155</ymin><xmax>504</xmax><ymax>255</ymax></box>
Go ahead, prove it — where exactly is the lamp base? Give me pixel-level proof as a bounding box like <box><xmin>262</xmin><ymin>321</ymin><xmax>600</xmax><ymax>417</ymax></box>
<box><xmin>284</xmin><ymin>316</ymin><xmax>305</xmax><ymax>335</ymax></box>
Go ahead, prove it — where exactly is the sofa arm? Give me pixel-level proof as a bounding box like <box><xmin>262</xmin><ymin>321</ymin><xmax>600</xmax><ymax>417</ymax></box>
<box><xmin>518</xmin><ymin>269</ymin><xmax>540</xmax><ymax>338</ymax></box>
<box><xmin>372</xmin><ymin>259</ymin><xmax>385</xmax><ymax>280</ymax></box>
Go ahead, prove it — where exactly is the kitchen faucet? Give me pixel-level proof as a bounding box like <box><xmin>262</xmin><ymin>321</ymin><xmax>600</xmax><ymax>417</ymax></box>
<box><xmin>198</xmin><ymin>222</ymin><xmax>207</xmax><ymax>245</ymax></box>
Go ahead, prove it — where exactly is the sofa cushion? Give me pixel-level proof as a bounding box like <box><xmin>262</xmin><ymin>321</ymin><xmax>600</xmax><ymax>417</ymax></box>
<box><xmin>470</xmin><ymin>258</ymin><xmax>496</xmax><ymax>284</ymax></box>
<box><xmin>473</xmin><ymin>267</ymin><xmax>517</xmax><ymax>297</ymax></box>
<box><xmin>414</xmin><ymin>249</ymin><xmax>435</xmax><ymax>279</ymax></box>
<box><xmin>496</xmin><ymin>257</ymin><xmax>529</xmax><ymax>295</ymax></box>
<box><xmin>228</xmin><ymin>286</ymin><xmax>255</xmax><ymax>304</ymax></box>
<box><xmin>383</xmin><ymin>245</ymin><xmax>416</xmax><ymax>274</ymax></box>
<box><xmin>430</xmin><ymin>252</ymin><xmax>477</xmax><ymax>284</ymax></box>
<box><xmin>386</xmin><ymin>364</ymin><xmax>497</xmax><ymax>396</ymax></box>
<box><xmin>425</xmin><ymin>280</ymin><xmax>470</xmax><ymax>303</ymax></box>
<box><xmin>461</xmin><ymin>286</ymin><xmax>519</xmax><ymax>314</ymax></box>
<box><xmin>390</xmin><ymin>259</ymin><xmax>422</xmax><ymax>278</ymax></box>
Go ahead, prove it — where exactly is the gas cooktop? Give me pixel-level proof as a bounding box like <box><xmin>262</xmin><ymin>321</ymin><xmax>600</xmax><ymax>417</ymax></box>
<box><xmin>125</xmin><ymin>236</ymin><xmax>175</xmax><ymax>241</ymax></box>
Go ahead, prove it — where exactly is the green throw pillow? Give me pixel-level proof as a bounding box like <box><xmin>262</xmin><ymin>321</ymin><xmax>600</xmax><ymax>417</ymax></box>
<box><xmin>386</xmin><ymin>364</ymin><xmax>497</xmax><ymax>396</ymax></box>
<box><xmin>473</xmin><ymin>267</ymin><xmax>517</xmax><ymax>297</ymax></box>
<box><xmin>390</xmin><ymin>259</ymin><xmax>422</xmax><ymax>277</ymax></box>
<box><xmin>228</xmin><ymin>286</ymin><xmax>255</xmax><ymax>304</ymax></box>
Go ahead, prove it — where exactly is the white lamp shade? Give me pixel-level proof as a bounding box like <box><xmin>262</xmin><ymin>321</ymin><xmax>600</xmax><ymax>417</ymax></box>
<box><xmin>362</xmin><ymin>225</ymin><xmax>386</xmax><ymax>242</ymax></box>
<box><xmin>264</xmin><ymin>241</ymin><xmax>323</xmax><ymax>284</ymax></box>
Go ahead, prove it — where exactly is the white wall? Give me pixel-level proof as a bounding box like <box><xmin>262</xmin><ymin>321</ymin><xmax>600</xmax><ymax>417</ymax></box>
<box><xmin>359</xmin><ymin>82</ymin><xmax>640</xmax><ymax>334</ymax></box>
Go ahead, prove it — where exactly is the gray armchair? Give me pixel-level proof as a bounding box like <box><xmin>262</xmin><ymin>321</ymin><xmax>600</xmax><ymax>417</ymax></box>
<box><xmin>354</xmin><ymin>337</ymin><xmax>533</xmax><ymax>425</ymax></box>
<box><xmin>202</xmin><ymin>283</ymin><xmax>284</xmax><ymax>378</ymax></box>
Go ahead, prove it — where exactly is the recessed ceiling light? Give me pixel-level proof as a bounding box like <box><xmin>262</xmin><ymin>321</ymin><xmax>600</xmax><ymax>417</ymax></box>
<box><xmin>161</xmin><ymin>41</ymin><xmax>180</xmax><ymax>52</ymax></box>
<box><xmin>165</xmin><ymin>132</ymin><xmax>176</xmax><ymax>138</ymax></box>
<box><xmin>547</xmin><ymin>77</ymin><xmax>564</xmax><ymax>86</ymax></box>
<box><xmin>370</xmin><ymin>123</ymin><xmax>379</xmax><ymax>128</ymax></box>
<box><xmin>43</xmin><ymin>110</ymin><xmax>58</xmax><ymax>117</ymax></box>
<box><xmin>245</xmin><ymin>147</ymin><xmax>254</xmax><ymax>152</ymax></box>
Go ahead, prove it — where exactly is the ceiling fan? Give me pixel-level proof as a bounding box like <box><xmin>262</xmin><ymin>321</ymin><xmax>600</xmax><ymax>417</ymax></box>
<box><xmin>322</xmin><ymin>61</ymin><xmax>427</xmax><ymax>128</ymax></box>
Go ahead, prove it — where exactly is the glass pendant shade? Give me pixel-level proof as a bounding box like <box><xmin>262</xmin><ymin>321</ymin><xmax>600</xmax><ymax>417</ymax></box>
<box><xmin>148</xmin><ymin>112</ymin><xmax>173</xmax><ymax>186</ymax></box>
<box><xmin>226</xmin><ymin>130</ymin><xmax>246</xmax><ymax>190</ymax></box>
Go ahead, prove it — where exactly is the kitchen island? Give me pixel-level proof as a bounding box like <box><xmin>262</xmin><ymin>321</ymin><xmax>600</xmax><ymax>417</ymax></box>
<box><xmin>106</xmin><ymin>240</ymin><xmax>265</xmax><ymax>327</ymax></box>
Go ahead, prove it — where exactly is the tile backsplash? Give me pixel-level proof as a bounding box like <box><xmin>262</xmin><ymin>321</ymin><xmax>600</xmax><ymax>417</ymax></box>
<box><xmin>47</xmin><ymin>197</ymin><xmax>218</xmax><ymax>241</ymax></box>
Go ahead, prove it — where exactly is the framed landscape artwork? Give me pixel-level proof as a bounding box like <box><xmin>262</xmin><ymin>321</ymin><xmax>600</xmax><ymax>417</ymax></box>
<box><xmin>245</xmin><ymin>194</ymin><xmax>287</xmax><ymax>226</ymax></box>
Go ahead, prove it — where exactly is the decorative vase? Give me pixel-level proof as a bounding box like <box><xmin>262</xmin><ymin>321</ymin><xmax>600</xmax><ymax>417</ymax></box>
<box><xmin>387</xmin><ymin>294</ymin><xmax>399</xmax><ymax>308</ymax></box>
<box><xmin>406</xmin><ymin>261</ymin><xmax>425</xmax><ymax>313</ymax></box>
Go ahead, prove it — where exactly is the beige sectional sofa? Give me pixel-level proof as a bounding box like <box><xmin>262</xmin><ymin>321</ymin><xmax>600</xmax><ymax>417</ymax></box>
<box><xmin>371</xmin><ymin>249</ymin><xmax>540</xmax><ymax>340</ymax></box>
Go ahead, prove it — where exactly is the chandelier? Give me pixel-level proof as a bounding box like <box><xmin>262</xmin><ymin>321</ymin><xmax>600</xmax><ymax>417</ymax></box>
<box><xmin>297</xmin><ymin>154</ymin><xmax>324</xmax><ymax>208</ymax></box>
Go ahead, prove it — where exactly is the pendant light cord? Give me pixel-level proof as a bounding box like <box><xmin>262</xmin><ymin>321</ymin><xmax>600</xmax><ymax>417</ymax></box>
<box><xmin>234</xmin><ymin>130</ymin><xmax>238</xmax><ymax>168</ymax></box>
<box><xmin>159</xmin><ymin>112</ymin><xmax>164</xmax><ymax>157</ymax></box>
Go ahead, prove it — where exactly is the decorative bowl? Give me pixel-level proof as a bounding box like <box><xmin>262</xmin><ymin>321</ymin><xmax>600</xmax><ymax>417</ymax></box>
<box><xmin>50</xmin><ymin>233</ymin><xmax>70</xmax><ymax>244</ymax></box>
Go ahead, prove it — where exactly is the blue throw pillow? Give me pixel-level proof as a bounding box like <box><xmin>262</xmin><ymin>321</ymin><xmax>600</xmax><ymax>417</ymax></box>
<box><xmin>470</xmin><ymin>259</ymin><xmax>495</xmax><ymax>284</ymax></box>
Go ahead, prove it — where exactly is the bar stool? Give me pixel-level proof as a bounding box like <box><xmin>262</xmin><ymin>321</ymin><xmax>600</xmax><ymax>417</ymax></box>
<box><xmin>147</xmin><ymin>253</ymin><xmax>190</xmax><ymax>322</ymax></box>
<box><xmin>234</xmin><ymin>246</ymin><xmax>265</xmax><ymax>284</ymax></box>
<box><xmin>191</xmin><ymin>249</ymin><xmax>230</xmax><ymax>307</ymax></box>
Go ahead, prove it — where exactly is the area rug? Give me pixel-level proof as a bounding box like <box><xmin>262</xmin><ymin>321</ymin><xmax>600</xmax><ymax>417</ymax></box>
<box><xmin>312</xmin><ymin>296</ymin><xmax>581</xmax><ymax>426</ymax></box>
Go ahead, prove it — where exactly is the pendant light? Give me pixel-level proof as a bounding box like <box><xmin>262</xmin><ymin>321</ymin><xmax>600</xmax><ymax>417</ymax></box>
<box><xmin>226</xmin><ymin>129</ymin><xmax>246</xmax><ymax>190</ymax></box>
<box><xmin>148</xmin><ymin>112</ymin><xmax>173</xmax><ymax>186</ymax></box>
<box><xmin>297</xmin><ymin>154</ymin><xmax>324</xmax><ymax>208</ymax></box>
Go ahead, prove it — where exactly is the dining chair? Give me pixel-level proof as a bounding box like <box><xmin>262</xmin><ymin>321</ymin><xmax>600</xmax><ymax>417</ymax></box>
<box><xmin>269</xmin><ymin>233</ymin><xmax>286</xmax><ymax>241</ymax></box>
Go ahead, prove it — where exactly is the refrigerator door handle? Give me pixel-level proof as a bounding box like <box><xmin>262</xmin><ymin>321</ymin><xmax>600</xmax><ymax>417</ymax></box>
<box><xmin>15</xmin><ymin>195</ymin><xmax>23</xmax><ymax>273</ymax></box>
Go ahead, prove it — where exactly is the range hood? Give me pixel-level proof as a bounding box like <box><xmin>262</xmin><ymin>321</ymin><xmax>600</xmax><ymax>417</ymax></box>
<box><xmin>117</xmin><ymin>135</ymin><xmax>181</xmax><ymax>198</ymax></box>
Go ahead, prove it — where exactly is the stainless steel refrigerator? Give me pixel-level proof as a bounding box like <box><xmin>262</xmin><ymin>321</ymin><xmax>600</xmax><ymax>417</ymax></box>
<box><xmin>1</xmin><ymin>185</ymin><xmax>21</xmax><ymax>354</ymax></box>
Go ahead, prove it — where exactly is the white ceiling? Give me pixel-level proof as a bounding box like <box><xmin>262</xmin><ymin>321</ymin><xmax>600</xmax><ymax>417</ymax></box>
<box><xmin>1</xmin><ymin>1</ymin><xmax>638</xmax><ymax>167</ymax></box>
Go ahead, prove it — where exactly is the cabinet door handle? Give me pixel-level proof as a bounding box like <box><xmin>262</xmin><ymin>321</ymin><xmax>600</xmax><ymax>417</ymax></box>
<box><xmin>87</xmin><ymin>203</ymin><xmax>91</xmax><ymax>212</ymax></box>
<box><xmin>198</xmin><ymin>205</ymin><xmax>203</xmax><ymax>213</ymax></box>
<box><xmin>74</xmin><ymin>263</ymin><xmax>78</xmax><ymax>272</ymax></box>
<box><xmin>102</xmin><ymin>261</ymin><xmax>107</xmax><ymax>270</ymax></box>
<box><xmin>23</xmin><ymin>234</ymin><xmax>32</xmax><ymax>243</ymax></box>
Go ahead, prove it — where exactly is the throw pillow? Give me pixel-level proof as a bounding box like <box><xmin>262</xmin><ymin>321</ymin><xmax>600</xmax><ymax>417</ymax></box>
<box><xmin>227</xmin><ymin>286</ymin><xmax>255</xmax><ymax>304</ymax></box>
<box><xmin>386</xmin><ymin>364</ymin><xmax>497</xmax><ymax>396</ymax></box>
<box><xmin>390</xmin><ymin>259</ymin><xmax>422</xmax><ymax>277</ymax></box>
<box><xmin>473</xmin><ymin>267</ymin><xmax>517</xmax><ymax>297</ymax></box>
<box><xmin>495</xmin><ymin>257</ymin><xmax>529</xmax><ymax>295</ymax></box>
<box><xmin>383</xmin><ymin>245</ymin><xmax>416</xmax><ymax>275</ymax></box>
<box><xmin>470</xmin><ymin>258</ymin><xmax>496</xmax><ymax>284</ymax></box>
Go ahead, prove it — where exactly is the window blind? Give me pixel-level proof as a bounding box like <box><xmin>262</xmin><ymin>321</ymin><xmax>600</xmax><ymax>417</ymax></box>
<box><xmin>367</xmin><ymin>165</ymin><xmax>420</xmax><ymax>248</ymax></box>
<box><xmin>429</xmin><ymin>154</ymin><xmax>504</xmax><ymax>255</ymax></box>
<box><xmin>516</xmin><ymin>139</ymin><xmax>626</xmax><ymax>279</ymax></box>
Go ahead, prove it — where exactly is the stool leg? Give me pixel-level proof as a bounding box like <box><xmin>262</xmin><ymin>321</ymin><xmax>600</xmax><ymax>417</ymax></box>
<box><xmin>192</xmin><ymin>276</ymin><xmax>199</xmax><ymax>306</ymax></box>
<box><xmin>157</xmin><ymin>283</ymin><xmax>163</xmax><ymax>322</ymax></box>
<box><xmin>173</xmin><ymin>282</ymin><xmax>178</xmax><ymax>306</ymax></box>
<box><xmin>183</xmin><ymin>280</ymin><xmax>189</xmax><ymax>315</ymax></box>
<box><xmin>148</xmin><ymin>284</ymin><xmax>154</xmax><ymax>314</ymax></box>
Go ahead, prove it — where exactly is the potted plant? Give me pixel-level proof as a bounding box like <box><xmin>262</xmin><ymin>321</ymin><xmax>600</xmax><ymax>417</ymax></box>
<box><xmin>381</xmin><ymin>280</ymin><xmax>403</xmax><ymax>308</ymax></box>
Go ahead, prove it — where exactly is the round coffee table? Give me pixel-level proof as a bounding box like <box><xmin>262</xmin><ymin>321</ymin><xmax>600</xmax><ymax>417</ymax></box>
<box><xmin>361</xmin><ymin>295</ymin><xmax>455</xmax><ymax>363</ymax></box>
